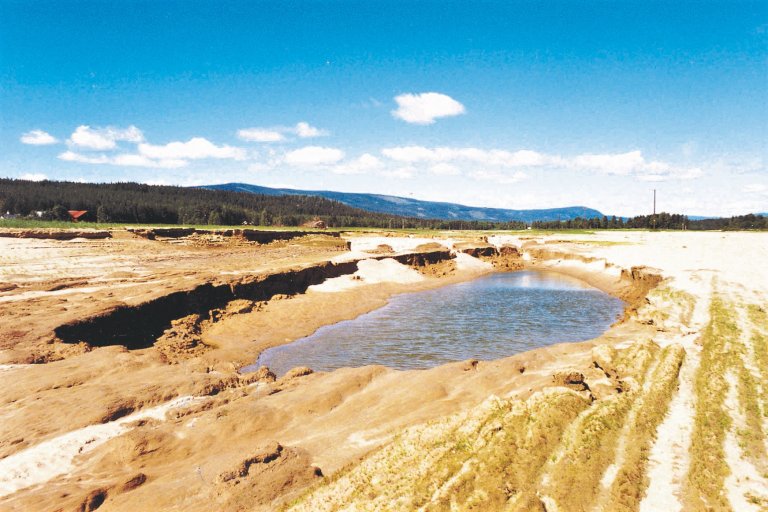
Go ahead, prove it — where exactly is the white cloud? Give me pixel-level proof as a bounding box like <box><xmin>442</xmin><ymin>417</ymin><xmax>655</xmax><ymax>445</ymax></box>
<box><xmin>237</xmin><ymin>121</ymin><xmax>327</xmax><ymax>142</ymax></box>
<box><xmin>68</xmin><ymin>125</ymin><xmax>144</xmax><ymax>150</ymax></box>
<box><xmin>237</xmin><ymin>128</ymin><xmax>286</xmax><ymax>142</ymax></box>
<box><xmin>429</xmin><ymin>163</ymin><xmax>460</xmax><ymax>176</ymax></box>
<box><xmin>381</xmin><ymin>145</ymin><xmax>702</xmax><ymax>182</ymax></box>
<box><xmin>112</xmin><ymin>154</ymin><xmax>187</xmax><ymax>168</ymax></box>
<box><xmin>20</xmin><ymin>130</ymin><xmax>58</xmax><ymax>145</ymax></box>
<box><xmin>744</xmin><ymin>183</ymin><xmax>768</xmax><ymax>194</ymax></box>
<box><xmin>248</xmin><ymin>162</ymin><xmax>273</xmax><ymax>172</ymax></box>
<box><xmin>294</xmin><ymin>122</ymin><xmax>326</xmax><ymax>138</ymax></box>
<box><xmin>58</xmin><ymin>150</ymin><xmax>187</xmax><ymax>169</ymax></box>
<box><xmin>570</xmin><ymin>150</ymin><xmax>646</xmax><ymax>176</ymax></box>
<box><xmin>332</xmin><ymin>153</ymin><xmax>383</xmax><ymax>175</ymax></box>
<box><xmin>382</xmin><ymin>167</ymin><xmax>416</xmax><ymax>179</ymax></box>
<box><xmin>58</xmin><ymin>151</ymin><xmax>110</xmax><ymax>164</ymax></box>
<box><xmin>570</xmin><ymin>151</ymin><xmax>703</xmax><ymax>181</ymax></box>
<box><xmin>471</xmin><ymin>170</ymin><xmax>528</xmax><ymax>184</ymax></box>
<box><xmin>138</xmin><ymin>137</ymin><xmax>246</xmax><ymax>160</ymax></box>
<box><xmin>285</xmin><ymin>146</ymin><xmax>345</xmax><ymax>166</ymax></box>
<box><xmin>381</xmin><ymin>146</ymin><xmax>560</xmax><ymax>168</ymax></box>
<box><xmin>391</xmin><ymin>92</ymin><xmax>466</xmax><ymax>125</ymax></box>
<box><xmin>19</xmin><ymin>173</ymin><xmax>48</xmax><ymax>181</ymax></box>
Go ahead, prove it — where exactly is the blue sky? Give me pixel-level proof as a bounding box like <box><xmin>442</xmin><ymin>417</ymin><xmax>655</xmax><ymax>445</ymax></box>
<box><xmin>2</xmin><ymin>0</ymin><xmax>766</xmax><ymax>216</ymax></box>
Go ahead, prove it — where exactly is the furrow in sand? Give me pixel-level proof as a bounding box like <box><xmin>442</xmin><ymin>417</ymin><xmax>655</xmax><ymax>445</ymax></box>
<box><xmin>683</xmin><ymin>295</ymin><xmax>738</xmax><ymax>511</ymax></box>
<box><xmin>640</xmin><ymin>290</ymin><xmax>710</xmax><ymax>512</ymax></box>
<box><xmin>746</xmin><ymin>304</ymin><xmax>768</xmax><ymax>450</ymax></box>
<box><xmin>287</xmin><ymin>390</ymin><xmax>591</xmax><ymax>511</ymax></box>
<box><xmin>597</xmin><ymin>343</ymin><xmax>686</xmax><ymax>512</ymax></box>
<box><xmin>723</xmin><ymin>370</ymin><xmax>768</xmax><ymax>510</ymax></box>
<box><xmin>537</xmin><ymin>340</ymin><xmax>658</xmax><ymax>511</ymax></box>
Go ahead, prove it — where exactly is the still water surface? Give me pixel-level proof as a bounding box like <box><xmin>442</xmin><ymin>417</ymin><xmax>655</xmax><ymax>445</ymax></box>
<box><xmin>253</xmin><ymin>270</ymin><xmax>624</xmax><ymax>376</ymax></box>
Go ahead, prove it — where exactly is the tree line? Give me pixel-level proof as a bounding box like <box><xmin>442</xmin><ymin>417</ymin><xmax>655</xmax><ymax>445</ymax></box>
<box><xmin>0</xmin><ymin>179</ymin><xmax>529</xmax><ymax>229</ymax></box>
<box><xmin>1</xmin><ymin>179</ymin><xmax>764</xmax><ymax>231</ymax></box>
<box><xmin>531</xmin><ymin>212</ymin><xmax>766</xmax><ymax>231</ymax></box>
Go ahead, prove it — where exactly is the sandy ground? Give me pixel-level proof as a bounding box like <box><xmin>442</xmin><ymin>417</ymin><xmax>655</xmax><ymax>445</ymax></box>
<box><xmin>0</xmin><ymin>228</ymin><xmax>765</xmax><ymax>511</ymax></box>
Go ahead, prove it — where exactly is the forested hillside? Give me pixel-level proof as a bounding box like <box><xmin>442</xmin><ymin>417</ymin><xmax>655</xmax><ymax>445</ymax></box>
<box><xmin>0</xmin><ymin>179</ymin><xmax>529</xmax><ymax>229</ymax></box>
<box><xmin>202</xmin><ymin>183</ymin><xmax>604</xmax><ymax>222</ymax></box>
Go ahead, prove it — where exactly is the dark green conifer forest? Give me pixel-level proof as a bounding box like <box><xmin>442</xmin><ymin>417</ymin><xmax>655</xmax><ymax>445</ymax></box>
<box><xmin>1</xmin><ymin>179</ymin><xmax>764</xmax><ymax>231</ymax></box>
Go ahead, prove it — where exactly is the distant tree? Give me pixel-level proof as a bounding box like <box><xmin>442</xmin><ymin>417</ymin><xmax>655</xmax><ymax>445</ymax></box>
<box><xmin>96</xmin><ymin>205</ymin><xmax>111</xmax><ymax>223</ymax></box>
<box><xmin>52</xmin><ymin>204</ymin><xmax>69</xmax><ymax>221</ymax></box>
<box><xmin>207</xmin><ymin>210</ymin><xmax>222</xmax><ymax>225</ymax></box>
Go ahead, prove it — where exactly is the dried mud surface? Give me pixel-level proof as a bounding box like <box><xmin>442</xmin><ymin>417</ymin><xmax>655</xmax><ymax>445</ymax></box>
<box><xmin>1</xmin><ymin>229</ymin><xmax>765</xmax><ymax>511</ymax></box>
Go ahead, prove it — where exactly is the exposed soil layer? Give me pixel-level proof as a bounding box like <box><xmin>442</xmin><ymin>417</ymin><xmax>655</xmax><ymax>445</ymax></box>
<box><xmin>53</xmin><ymin>248</ymin><xmax>454</xmax><ymax>351</ymax></box>
<box><xmin>0</xmin><ymin>229</ymin><xmax>112</xmax><ymax>240</ymax></box>
<box><xmin>127</xmin><ymin>227</ymin><xmax>339</xmax><ymax>242</ymax></box>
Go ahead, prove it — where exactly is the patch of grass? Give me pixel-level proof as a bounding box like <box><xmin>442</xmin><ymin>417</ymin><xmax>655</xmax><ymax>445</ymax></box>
<box><xmin>734</xmin><ymin>304</ymin><xmax>768</xmax><ymax>470</ymax></box>
<box><xmin>641</xmin><ymin>286</ymin><xmax>697</xmax><ymax>328</ymax></box>
<box><xmin>286</xmin><ymin>391</ymin><xmax>591</xmax><ymax>511</ymax></box>
<box><xmin>749</xmin><ymin>309</ymin><xmax>768</xmax><ymax>440</ymax></box>
<box><xmin>684</xmin><ymin>295</ymin><xmax>738</xmax><ymax>511</ymax></box>
<box><xmin>611</xmin><ymin>339</ymin><xmax>659</xmax><ymax>381</ymax></box>
<box><xmin>420</xmin><ymin>391</ymin><xmax>590</xmax><ymax>511</ymax></box>
<box><xmin>540</xmin><ymin>393</ymin><xmax>637</xmax><ymax>509</ymax></box>
<box><xmin>606</xmin><ymin>344</ymin><xmax>686</xmax><ymax>510</ymax></box>
<box><xmin>539</xmin><ymin>341</ymin><xmax>659</xmax><ymax>511</ymax></box>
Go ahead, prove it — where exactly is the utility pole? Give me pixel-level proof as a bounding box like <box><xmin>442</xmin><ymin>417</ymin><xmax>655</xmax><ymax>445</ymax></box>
<box><xmin>652</xmin><ymin>189</ymin><xmax>656</xmax><ymax>230</ymax></box>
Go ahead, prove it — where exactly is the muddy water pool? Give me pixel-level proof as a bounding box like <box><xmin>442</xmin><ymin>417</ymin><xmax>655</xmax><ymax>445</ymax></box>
<box><xmin>249</xmin><ymin>270</ymin><xmax>624</xmax><ymax>376</ymax></box>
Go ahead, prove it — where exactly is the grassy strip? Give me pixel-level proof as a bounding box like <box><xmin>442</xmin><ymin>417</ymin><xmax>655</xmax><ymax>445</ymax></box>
<box><xmin>418</xmin><ymin>391</ymin><xmax>589</xmax><ymax>511</ymax></box>
<box><xmin>684</xmin><ymin>296</ymin><xmax>737</xmax><ymax>511</ymax></box>
<box><xmin>286</xmin><ymin>391</ymin><xmax>591</xmax><ymax>511</ymax></box>
<box><xmin>747</xmin><ymin>304</ymin><xmax>768</xmax><ymax>404</ymax></box>
<box><xmin>742</xmin><ymin>305</ymin><xmax>768</xmax><ymax>471</ymax></box>
<box><xmin>606</xmin><ymin>344</ymin><xmax>686</xmax><ymax>510</ymax></box>
<box><xmin>538</xmin><ymin>341</ymin><xmax>658</xmax><ymax>511</ymax></box>
<box><xmin>640</xmin><ymin>286</ymin><xmax>696</xmax><ymax>328</ymax></box>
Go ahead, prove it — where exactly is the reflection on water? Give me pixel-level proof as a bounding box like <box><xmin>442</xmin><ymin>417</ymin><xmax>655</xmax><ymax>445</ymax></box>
<box><xmin>249</xmin><ymin>270</ymin><xmax>624</xmax><ymax>376</ymax></box>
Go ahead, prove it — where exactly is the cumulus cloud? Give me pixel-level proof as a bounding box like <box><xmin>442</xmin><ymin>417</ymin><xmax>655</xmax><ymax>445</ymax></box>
<box><xmin>570</xmin><ymin>151</ymin><xmax>646</xmax><ymax>176</ymax></box>
<box><xmin>58</xmin><ymin>150</ymin><xmax>187</xmax><ymax>169</ymax></box>
<box><xmin>19</xmin><ymin>173</ymin><xmax>48</xmax><ymax>181</ymax></box>
<box><xmin>20</xmin><ymin>130</ymin><xmax>58</xmax><ymax>145</ymax></box>
<box><xmin>332</xmin><ymin>153</ymin><xmax>383</xmax><ymax>175</ymax></box>
<box><xmin>380</xmin><ymin>145</ymin><xmax>701</xmax><ymax>182</ymax></box>
<box><xmin>237</xmin><ymin>121</ymin><xmax>327</xmax><ymax>142</ymax></box>
<box><xmin>294</xmin><ymin>122</ymin><xmax>326</xmax><ymax>138</ymax></box>
<box><xmin>570</xmin><ymin>150</ymin><xmax>703</xmax><ymax>181</ymax></box>
<box><xmin>381</xmin><ymin>146</ymin><xmax>560</xmax><ymax>168</ymax></box>
<box><xmin>138</xmin><ymin>137</ymin><xmax>246</xmax><ymax>160</ymax></box>
<box><xmin>744</xmin><ymin>183</ymin><xmax>767</xmax><ymax>194</ymax></box>
<box><xmin>112</xmin><ymin>154</ymin><xmax>187</xmax><ymax>168</ymax></box>
<box><xmin>58</xmin><ymin>151</ymin><xmax>110</xmax><ymax>164</ymax></box>
<box><xmin>237</xmin><ymin>128</ymin><xmax>286</xmax><ymax>142</ymax></box>
<box><xmin>429</xmin><ymin>163</ymin><xmax>460</xmax><ymax>176</ymax></box>
<box><xmin>284</xmin><ymin>146</ymin><xmax>345</xmax><ymax>166</ymax></box>
<box><xmin>68</xmin><ymin>125</ymin><xmax>144</xmax><ymax>150</ymax></box>
<box><xmin>471</xmin><ymin>170</ymin><xmax>528</xmax><ymax>184</ymax></box>
<box><xmin>391</xmin><ymin>92</ymin><xmax>466</xmax><ymax>125</ymax></box>
<box><xmin>382</xmin><ymin>167</ymin><xmax>416</xmax><ymax>179</ymax></box>
<box><xmin>247</xmin><ymin>162</ymin><xmax>273</xmax><ymax>172</ymax></box>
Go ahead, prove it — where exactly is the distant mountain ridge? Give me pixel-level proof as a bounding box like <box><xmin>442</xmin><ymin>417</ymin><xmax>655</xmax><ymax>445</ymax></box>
<box><xmin>201</xmin><ymin>183</ymin><xmax>604</xmax><ymax>222</ymax></box>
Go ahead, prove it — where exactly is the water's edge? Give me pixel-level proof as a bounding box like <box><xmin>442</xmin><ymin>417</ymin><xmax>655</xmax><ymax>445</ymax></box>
<box><xmin>247</xmin><ymin>270</ymin><xmax>625</xmax><ymax>376</ymax></box>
